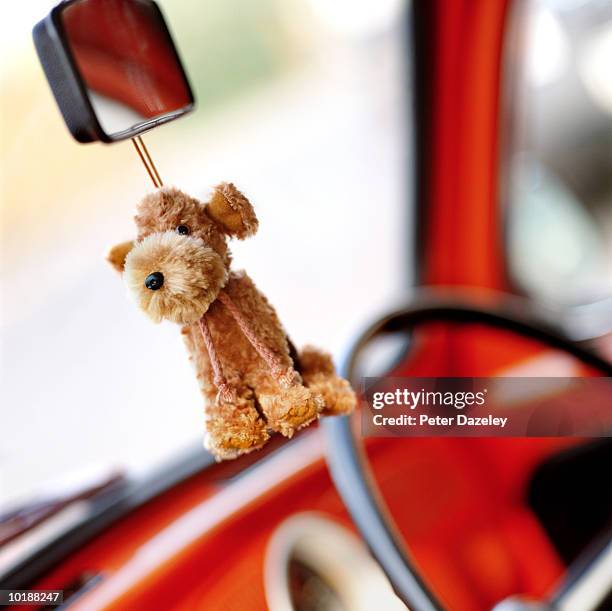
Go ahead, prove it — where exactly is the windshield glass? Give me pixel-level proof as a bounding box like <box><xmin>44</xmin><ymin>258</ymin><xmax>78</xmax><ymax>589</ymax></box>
<box><xmin>0</xmin><ymin>0</ymin><xmax>411</xmax><ymax>509</ymax></box>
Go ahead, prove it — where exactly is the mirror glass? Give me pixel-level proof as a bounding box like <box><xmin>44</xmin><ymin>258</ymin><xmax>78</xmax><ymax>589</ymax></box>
<box><xmin>61</xmin><ymin>0</ymin><xmax>193</xmax><ymax>138</ymax></box>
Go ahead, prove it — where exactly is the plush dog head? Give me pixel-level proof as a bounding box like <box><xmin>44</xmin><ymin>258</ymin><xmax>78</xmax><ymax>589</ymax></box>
<box><xmin>108</xmin><ymin>183</ymin><xmax>258</xmax><ymax>324</ymax></box>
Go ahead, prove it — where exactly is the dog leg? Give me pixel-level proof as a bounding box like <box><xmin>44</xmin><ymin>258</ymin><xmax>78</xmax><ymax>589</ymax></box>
<box><xmin>255</xmin><ymin>379</ymin><xmax>323</xmax><ymax>438</ymax></box>
<box><xmin>298</xmin><ymin>346</ymin><xmax>356</xmax><ymax>416</ymax></box>
<box><xmin>204</xmin><ymin>387</ymin><xmax>269</xmax><ymax>460</ymax></box>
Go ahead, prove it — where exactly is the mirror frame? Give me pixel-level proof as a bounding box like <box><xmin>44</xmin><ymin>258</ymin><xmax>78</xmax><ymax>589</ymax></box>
<box><xmin>33</xmin><ymin>0</ymin><xmax>195</xmax><ymax>143</ymax></box>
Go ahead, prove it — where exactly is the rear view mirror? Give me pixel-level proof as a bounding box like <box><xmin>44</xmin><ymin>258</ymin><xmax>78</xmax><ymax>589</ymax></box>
<box><xmin>33</xmin><ymin>0</ymin><xmax>194</xmax><ymax>143</ymax></box>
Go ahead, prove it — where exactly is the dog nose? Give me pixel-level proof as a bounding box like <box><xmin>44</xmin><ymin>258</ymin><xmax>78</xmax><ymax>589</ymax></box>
<box><xmin>145</xmin><ymin>272</ymin><xmax>164</xmax><ymax>291</ymax></box>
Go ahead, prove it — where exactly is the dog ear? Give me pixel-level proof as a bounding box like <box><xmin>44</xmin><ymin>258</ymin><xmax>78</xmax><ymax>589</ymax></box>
<box><xmin>106</xmin><ymin>240</ymin><xmax>135</xmax><ymax>273</ymax></box>
<box><xmin>205</xmin><ymin>183</ymin><xmax>258</xmax><ymax>239</ymax></box>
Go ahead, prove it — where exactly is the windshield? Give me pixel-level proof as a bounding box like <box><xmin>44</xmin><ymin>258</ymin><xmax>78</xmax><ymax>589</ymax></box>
<box><xmin>0</xmin><ymin>0</ymin><xmax>411</xmax><ymax>510</ymax></box>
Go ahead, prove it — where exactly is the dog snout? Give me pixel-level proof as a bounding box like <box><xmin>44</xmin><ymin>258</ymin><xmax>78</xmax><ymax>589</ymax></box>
<box><xmin>125</xmin><ymin>231</ymin><xmax>228</xmax><ymax>324</ymax></box>
<box><xmin>145</xmin><ymin>271</ymin><xmax>164</xmax><ymax>291</ymax></box>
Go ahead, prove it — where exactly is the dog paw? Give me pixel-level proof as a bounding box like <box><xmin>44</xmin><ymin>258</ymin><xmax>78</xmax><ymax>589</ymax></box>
<box><xmin>204</xmin><ymin>397</ymin><xmax>269</xmax><ymax>460</ymax></box>
<box><xmin>258</xmin><ymin>385</ymin><xmax>324</xmax><ymax>437</ymax></box>
<box><xmin>315</xmin><ymin>376</ymin><xmax>357</xmax><ymax>416</ymax></box>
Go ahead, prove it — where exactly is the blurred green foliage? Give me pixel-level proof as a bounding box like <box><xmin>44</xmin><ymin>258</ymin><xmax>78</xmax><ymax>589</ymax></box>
<box><xmin>167</xmin><ymin>0</ymin><xmax>296</xmax><ymax>117</ymax></box>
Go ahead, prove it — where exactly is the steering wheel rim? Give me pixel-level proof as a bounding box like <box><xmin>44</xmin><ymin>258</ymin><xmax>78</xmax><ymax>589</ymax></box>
<box><xmin>323</xmin><ymin>294</ymin><xmax>612</xmax><ymax>611</ymax></box>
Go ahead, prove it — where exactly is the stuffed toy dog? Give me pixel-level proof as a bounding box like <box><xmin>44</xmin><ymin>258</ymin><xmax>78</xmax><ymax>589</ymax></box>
<box><xmin>108</xmin><ymin>184</ymin><xmax>355</xmax><ymax>459</ymax></box>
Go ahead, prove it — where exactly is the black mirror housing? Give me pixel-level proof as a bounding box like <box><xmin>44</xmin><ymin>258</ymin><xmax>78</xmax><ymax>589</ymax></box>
<box><xmin>33</xmin><ymin>0</ymin><xmax>194</xmax><ymax>144</ymax></box>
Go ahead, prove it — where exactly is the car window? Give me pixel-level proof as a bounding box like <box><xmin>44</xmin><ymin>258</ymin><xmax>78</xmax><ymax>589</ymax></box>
<box><xmin>0</xmin><ymin>0</ymin><xmax>411</xmax><ymax>508</ymax></box>
<box><xmin>504</xmin><ymin>0</ymin><xmax>612</xmax><ymax>307</ymax></box>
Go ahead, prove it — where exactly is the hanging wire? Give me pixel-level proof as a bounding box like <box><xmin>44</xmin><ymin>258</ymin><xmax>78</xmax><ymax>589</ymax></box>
<box><xmin>131</xmin><ymin>135</ymin><xmax>164</xmax><ymax>188</ymax></box>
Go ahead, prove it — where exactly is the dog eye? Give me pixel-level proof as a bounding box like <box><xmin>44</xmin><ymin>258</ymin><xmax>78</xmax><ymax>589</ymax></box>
<box><xmin>176</xmin><ymin>225</ymin><xmax>190</xmax><ymax>235</ymax></box>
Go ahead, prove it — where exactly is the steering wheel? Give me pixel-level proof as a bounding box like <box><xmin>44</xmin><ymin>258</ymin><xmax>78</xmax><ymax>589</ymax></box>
<box><xmin>323</xmin><ymin>293</ymin><xmax>612</xmax><ymax>611</ymax></box>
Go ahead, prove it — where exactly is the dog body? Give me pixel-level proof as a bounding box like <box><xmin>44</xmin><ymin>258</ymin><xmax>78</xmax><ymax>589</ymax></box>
<box><xmin>108</xmin><ymin>184</ymin><xmax>355</xmax><ymax>459</ymax></box>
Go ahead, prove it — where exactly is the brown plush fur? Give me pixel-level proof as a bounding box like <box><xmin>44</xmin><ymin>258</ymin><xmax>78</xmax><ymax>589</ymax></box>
<box><xmin>109</xmin><ymin>183</ymin><xmax>356</xmax><ymax>460</ymax></box>
<box><xmin>107</xmin><ymin>240</ymin><xmax>134</xmax><ymax>273</ymax></box>
<box><xmin>206</xmin><ymin>183</ymin><xmax>258</xmax><ymax>239</ymax></box>
<box><xmin>125</xmin><ymin>232</ymin><xmax>227</xmax><ymax>324</ymax></box>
